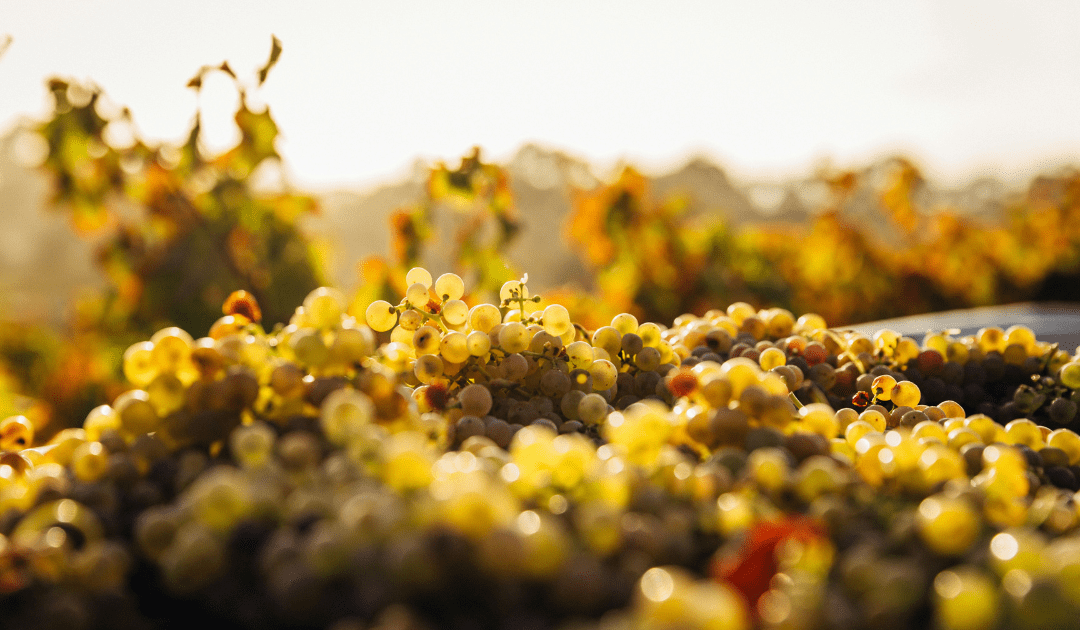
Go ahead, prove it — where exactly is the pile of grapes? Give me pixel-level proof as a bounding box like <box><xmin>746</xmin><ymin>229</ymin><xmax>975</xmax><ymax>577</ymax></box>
<box><xmin>4</xmin><ymin>269</ymin><xmax>1080</xmax><ymax>630</ymax></box>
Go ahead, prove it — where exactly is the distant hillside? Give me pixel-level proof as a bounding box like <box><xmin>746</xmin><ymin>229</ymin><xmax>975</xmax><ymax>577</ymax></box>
<box><xmin>0</xmin><ymin>129</ymin><xmax>1026</xmax><ymax>323</ymax></box>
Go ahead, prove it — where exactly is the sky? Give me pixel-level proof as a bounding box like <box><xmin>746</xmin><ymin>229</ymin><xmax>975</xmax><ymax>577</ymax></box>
<box><xmin>2</xmin><ymin>1</ymin><xmax>1079</xmax><ymax>190</ymax></box>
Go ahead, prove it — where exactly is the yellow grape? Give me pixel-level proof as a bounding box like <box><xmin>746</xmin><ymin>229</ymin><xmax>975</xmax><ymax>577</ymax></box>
<box><xmin>916</xmin><ymin>494</ymin><xmax>981</xmax><ymax>556</ymax></box>
<box><xmin>405</xmin><ymin>282</ymin><xmax>430</xmax><ymax>307</ymax></box>
<box><xmin>123</xmin><ymin>341</ymin><xmax>158</xmax><ymax>388</ymax></box>
<box><xmin>405</xmin><ymin>266</ymin><xmax>432</xmax><ymax>288</ymax></box>
<box><xmin>871</xmin><ymin>375</ymin><xmax>897</xmax><ymax>401</ymax></box>
<box><xmin>469</xmin><ymin>303</ymin><xmax>502</xmax><ymax>333</ymax></box>
<box><xmin>441</xmin><ymin>299</ymin><xmax>469</xmax><ymax>327</ymax></box>
<box><xmin>498</xmin><ymin>322</ymin><xmax>531</xmax><ymax>354</ymax></box>
<box><xmin>439</xmin><ymin>332</ymin><xmax>471</xmax><ymax>364</ymax></box>
<box><xmin>302</xmin><ymin>287</ymin><xmax>346</xmax><ymax>329</ymax></box>
<box><xmin>726</xmin><ymin>302</ymin><xmax>755</xmax><ymax>325</ymax></box>
<box><xmin>933</xmin><ymin>567</ymin><xmax>1001</xmax><ymax>630</ymax></box>
<box><xmin>466</xmin><ymin>330</ymin><xmax>491</xmax><ymax>357</ymax></box>
<box><xmin>611</xmin><ymin>313</ymin><xmax>639</xmax><ymax>336</ymax></box>
<box><xmin>891</xmin><ymin>381</ymin><xmax>922</xmax><ymax>407</ymax></box>
<box><xmin>413</xmin><ymin>326</ymin><xmax>441</xmax><ymax>356</ymax></box>
<box><xmin>365</xmin><ymin>300</ymin><xmax>398</xmax><ymax>332</ymax></box>
<box><xmin>542</xmin><ymin>304</ymin><xmax>572</xmax><ymax>337</ymax></box>
<box><xmin>434</xmin><ymin>273</ymin><xmax>465</xmax><ymax>301</ymax></box>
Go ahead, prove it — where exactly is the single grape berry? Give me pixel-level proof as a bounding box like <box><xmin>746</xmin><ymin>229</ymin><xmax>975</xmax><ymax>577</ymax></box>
<box><xmin>222</xmin><ymin>290</ymin><xmax>262</xmax><ymax>323</ymax></box>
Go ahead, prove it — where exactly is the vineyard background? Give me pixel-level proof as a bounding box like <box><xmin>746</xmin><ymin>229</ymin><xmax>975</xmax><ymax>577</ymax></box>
<box><xmin>0</xmin><ymin>57</ymin><xmax>1079</xmax><ymax>439</ymax></box>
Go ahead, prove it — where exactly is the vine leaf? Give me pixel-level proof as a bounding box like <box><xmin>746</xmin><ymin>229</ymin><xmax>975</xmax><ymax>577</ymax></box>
<box><xmin>258</xmin><ymin>35</ymin><xmax>283</xmax><ymax>86</ymax></box>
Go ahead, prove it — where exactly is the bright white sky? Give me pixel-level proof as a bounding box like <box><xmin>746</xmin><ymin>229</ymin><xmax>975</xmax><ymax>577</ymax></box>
<box><xmin>2</xmin><ymin>0</ymin><xmax>1078</xmax><ymax>190</ymax></box>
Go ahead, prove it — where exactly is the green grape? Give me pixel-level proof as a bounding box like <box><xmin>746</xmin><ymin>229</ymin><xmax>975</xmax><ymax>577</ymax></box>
<box><xmin>727</xmin><ymin>301</ymin><xmax>755</xmax><ymax>324</ymax></box>
<box><xmin>933</xmin><ymin>567</ymin><xmax>1001</xmax><ymax>630</ymax></box>
<box><xmin>1002</xmin><ymin>343</ymin><xmax>1028</xmax><ymax>366</ymax></box>
<box><xmin>542</xmin><ymin>303</ymin><xmax>572</xmax><ymax>337</ymax></box>
<box><xmin>230</xmin><ymin>421</ymin><xmax>276</xmax><ymax>468</ymax></box>
<box><xmin>397</xmin><ymin>308</ymin><xmax>423</xmax><ymax>331</ymax></box>
<box><xmin>1059</xmin><ymin>361</ymin><xmax>1080</xmax><ymax>389</ymax></box>
<box><xmin>795</xmin><ymin>312</ymin><xmax>827</xmax><ymax>332</ymax></box>
<box><xmin>467</xmin><ymin>330</ymin><xmax>491</xmax><ymax>356</ymax></box>
<box><xmin>414</xmin><ymin>354</ymin><xmax>445</xmax><ymax>384</ymax></box>
<box><xmin>365</xmin><ymin>300</ymin><xmax>398</xmax><ymax>332</ymax></box>
<box><xmin>150</xmin><ymin>327</ymin><xmax>194</xmax><ymax>373</ymax></box>
<box><xmin>187</xmin><ymin>467</ymin><xmax>255</xmax><ymax>531</ymax></box>
<box><xmin>135</xmin><ymin>506</ymin><xmax>179</xmax><ymax>560</ymax></box>
<box><xmin>891</xmin><ymin>380</ymin><xmax>922</xmax><ymax>408</ymax></box>
<box><xmin>591</xmin><ymin>326</ymin><xmax>622</xmax><ymax>357</ymax></box>
<box><xmin>502</xmin><ymin>353</ymin><xmax>529</xmax><ymax>381</ymax></box>
<box><xmin>71</xmin><ymin>441</ymin><xmax>109</xmax><ymax>482</ymax></box>
<box><xmin>320</xmin><ymin>388</ymin><xmax>375</xmax><ymax>445</ymax></box>
<box><xmin>469</xmin><ymin>303</ymin><xmax>502</xmax><ymax>333</ymax></box>
<box><xmin>160</xmin><ymin>522</ymin><xmax>226</xmax><ymax>594</ymax></box>
<box><xmin>413</xmin><ymin>325</ymin><xmax>441</xmax><ymax>355</ymax></box>
<box><xmin>439</xmin><ymin>331</ymin><xmax>470</xmax><ymax>364</ymax></box>
<box><xmin>83</xmin><ymin>404</ymin><xmax>121</xmax><ymax>441</ymax></box>
<box><xmin>577</xmin><ymin>393</ymin><xmax>609</xmax><ymax>425</ymax></box>
<box><xmin>329</xmin><ymin>325</ymin><xmax>376</xmax><ymax>364</ymax></box>
<box><xmin>747</xmin><ymin>447</ymin><xmax>788</xmax><ymax>493</ymax></box>
<box><xmin>923</xmin><ymin>331</ymin><xmax>950</xmax><ymax>354</ymax></box>
<box><xmin>589</xmin><ymin>359</ymin><xmax>618</xmax><ymax>391</ymax></box>
<box><xmin>637</xmin><ymin>322</ymin><xmax>662</xmax><ymax>348</ymax></box>
<box><xmin>405</xmin><ymin>266</ymin><xmax>433</xmax><ymax>288</ymax></box>
<box><xmin>740</xmin><ymin>315</ymin><xmax>765</xmax><ymax>340</ymax></box>
<box><xmin>390</xmin><ymin>325</ymin><xmax>415</xmax><ymax>345</ymax></box>
<box><xmin>434</xmin><ymin>273</ymin><xmax>466</xmax><ymax>301</ymax></box>
<box><xmin>1047</xmin><ymin>429</ymin><xmax>1080</xmax><ymax>464</ymax></box>
<box><xmin>916</xmin><ymin>494</ymin><xmax>981</xmax><ymax>556</ymax></box>
<box><xmin>113</xmin><ymin>390</ymin><xmax>159</xmax><ymax>436</ymax></box>
<box><xmin>871</xmin><ymin>374</ymin><xmax>897</xmax><ymax>401</ymax></box>
<box><xmin>799</xmin><ymin>403</ymin><xmax>839</xmax><ymax>438</ymax></box>
<box><xmin>541</xmin><ymin>369</ymin><xmax>571</xmax><ymax>397</ymax></box>
<box><xmin>611</xmin><ymin>312</ymin><xmax>639</xmax><ymax>335</ymax></box>
<box><xmin>459</xmin><ymin>383</ymin><xmax>493</xmax><ymax>417</ymax></box>
<box><xmin>976</xmin><ymin>326</ymin><xmax>1006</xmax><ymax>353</ymax></box>
<box><xmin>873</xmin><ymin>328</ymin><xmax>901</xmax><ymax>353</ymax></box>
<box><xmin>764</xmin><ymin>307</ymin><xmax>795</xmax><ymax>338</ymax></box>
<box><xmin>441</xmin><ymin>299</ymin><xmax>469</xmax><ymax>327</ymax></box>
<box><xmin>290</xmin><ymin>328</ymin><xmax>330</xmax><ymax>368</ymax></box>
<box><xmin>499</xmin><ymin>321</ymin><xmax>531</xmax><ymax>354</ymax></box>
<box><xmin>484</xmin><ymin>418</ymin><xmax>514</xmax><ymax>448</ymax></box>
<box><xmin>561</xmin><ymin>390</ymin><xmax>586</xmax><ymax>420</ymax></box>
<box><xmin>634</xmin><ymin>346</ymin><xmax>662</xmax><ymax>372</ymax></box>
<box><xmin>1004</xmin><ymin>418</ymin><xmax>1044</xmax><ymax>449</ymax></box>
<box><xmin>568</xmin><ymin>368</ymin><xmax>593</xmax><ymax>392</ymax></box>
<box><xmin>565</xmin><ymin>341</ymin><xmax>594</xmax><ymax>370</ymax></box>
<box><xmin>894</xmin><ymin>336</ymin><xmax>920</xmax><ymax>364</ymax></box>
<box><xmin>303</xmin><ymin>287</ymin><xmax>346</xmax><ymax>329</ymax></box>
<box><xmin>500</xmin><ymin>279</ymin><xmax>529</xmax><ymax>303</ymax></box>
<box><xmin>123</xmin><ymin>340</ymin><xmax>159</xmax><ymax>387</ymax></box>
<box><xmin>759</xmin><ymin>346</ymin><xmax>787</xmax><ymax>370</ymax></box>
<box><xmin>406</xmin><ymin>282</ymin><xmax>430</xmax><ymax>307</ymax></box>
<box><xmin>1049</xmin><ymin>397</ymin><xmax>1078</xmax><ymax>425</ymax></box>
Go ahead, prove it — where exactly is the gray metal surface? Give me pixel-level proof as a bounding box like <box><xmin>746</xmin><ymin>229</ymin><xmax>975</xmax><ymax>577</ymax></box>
<box><xmin>841</xmin><ymin>303</ymin><xmax>1080</xmax><ymax>353</ymax></box>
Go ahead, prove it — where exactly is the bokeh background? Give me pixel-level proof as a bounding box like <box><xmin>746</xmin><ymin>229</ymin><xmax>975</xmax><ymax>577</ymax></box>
<box><xmin>1</xmin><ymin>1</ymin><xmax>1079</xmax><ymax>434</ymax></box>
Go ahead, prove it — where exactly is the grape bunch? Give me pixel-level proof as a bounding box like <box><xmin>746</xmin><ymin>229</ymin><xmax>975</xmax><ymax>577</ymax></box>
<box><xmin>3</xmin><ymin>271</ymin><xmax>1080</xmax><ymax>629</ymax></box>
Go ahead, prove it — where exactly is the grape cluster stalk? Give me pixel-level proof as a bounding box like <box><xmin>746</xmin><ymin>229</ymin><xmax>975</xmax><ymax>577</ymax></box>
<box><xmin>3</xmin><ymin>270</ymin><xmax>1080</xmax><ymax>630</ymax></box>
